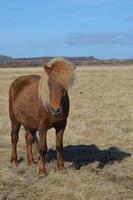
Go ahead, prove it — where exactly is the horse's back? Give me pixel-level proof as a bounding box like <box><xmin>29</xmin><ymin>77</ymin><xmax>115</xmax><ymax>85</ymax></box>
<box><xmin>10</xmin><ymin>74</ymin><xmax>40</xmax><ymax>97</ymax></box>
<box><xmin>10</xmin><ymin>75</ymin><xmax>40</xmax><ymax>91</ymax></box>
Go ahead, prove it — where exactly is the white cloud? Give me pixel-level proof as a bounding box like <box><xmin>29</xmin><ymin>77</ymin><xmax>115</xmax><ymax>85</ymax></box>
<box><xmin>126</xmin><ymin>16</ymin><xmax>133</xmax><ymax>22</ymax></box>
<box><xmin>66</xmin><ymin>32</ymin><xmax>133</xmax><ymax>46</ymax></box>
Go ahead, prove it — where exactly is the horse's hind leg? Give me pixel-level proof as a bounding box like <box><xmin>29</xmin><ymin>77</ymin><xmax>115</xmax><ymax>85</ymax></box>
<box><xmin>25</xmin><ymin>128</ymin><xmax>36</xmax><ymax>165</ymax></box>
<box><xmin>11</xmin><ymin>121</ymin><xmax>21</xmax><ymax>166</ymax></box>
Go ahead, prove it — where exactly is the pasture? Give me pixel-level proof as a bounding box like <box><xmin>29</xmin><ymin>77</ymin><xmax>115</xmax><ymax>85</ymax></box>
<box><xmin>0</xmin><ymin>66</ymin><xmax>133</xmax><ymax>200</ymax></box>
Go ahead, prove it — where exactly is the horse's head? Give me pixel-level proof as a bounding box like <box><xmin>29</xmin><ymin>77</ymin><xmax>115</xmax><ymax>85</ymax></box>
<box><xmin>39</xmin><ymin>58</ymin><xmax>75</xmax><ymax>116</ymax></box>
<box><xmin>44</xmin><ymin>64</ymin><xmax>66</xmax><ymax>116</ymax></box>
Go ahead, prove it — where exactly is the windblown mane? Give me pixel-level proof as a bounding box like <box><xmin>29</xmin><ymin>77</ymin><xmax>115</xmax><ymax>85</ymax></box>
<box><xmin>39</xmin><ymin>57</ymin><xmax>75</xmax><ymax>109</ymax></box>
<box><xmin>38</xmin><ymin>70</ymin><xmax>50</xmax><ymax>110</ymax></box>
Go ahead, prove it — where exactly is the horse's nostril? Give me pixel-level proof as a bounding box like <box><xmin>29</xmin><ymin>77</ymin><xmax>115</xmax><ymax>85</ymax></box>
<box><xmin>51</xmin><ymin>107</ymin><xmax>61</xmax><ymax>115</ymax></box>
<box><xmin>55</xmin><ymin>107</ymin><xmax>61</xmax><ymax>113</ymax></box>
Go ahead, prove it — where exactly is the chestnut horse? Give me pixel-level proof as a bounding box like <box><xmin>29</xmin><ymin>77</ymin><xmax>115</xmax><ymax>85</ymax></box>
<box><xmin>9</xmin><ymin>58</ymin><xmax>75</xmax><ymax>176</ymax></box>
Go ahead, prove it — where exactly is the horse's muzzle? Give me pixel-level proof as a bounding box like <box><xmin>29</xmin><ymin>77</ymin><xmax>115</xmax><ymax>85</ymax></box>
<box><xmin>51</xmin><ymin>107</ymin><xmax>62</xmax><ymax>116</ymax></box>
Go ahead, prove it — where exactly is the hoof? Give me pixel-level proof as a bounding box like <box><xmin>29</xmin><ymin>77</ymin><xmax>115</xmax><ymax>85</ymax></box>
<box><xmin>11</xmin><ymin>160</ymin><xmax>18</xmax><ymax>167</ymax></box>
<box><xmin>57</xmin><ymin>164</ymin><xmax>64</xmax><ymax>171</ymax></box>
<box><xmin>38</xmin><ymin>172</ymin><xmax>47</xmax><ymax>179</ymax></box>
<box><xmin>28</xmin><ymin>160</ymin><xmax>37</xmax><ymax>166</ymax></box>
<box><xmin>57</xmin><ymin>167</ymin><xmax>64</xmax><ymax>171</ymax></box>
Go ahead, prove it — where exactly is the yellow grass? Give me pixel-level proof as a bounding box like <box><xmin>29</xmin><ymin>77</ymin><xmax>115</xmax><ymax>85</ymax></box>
<box><xmin>0</xmin><ymin>66</ymin><xmax>133</xmax><ymax>200</ymax></box>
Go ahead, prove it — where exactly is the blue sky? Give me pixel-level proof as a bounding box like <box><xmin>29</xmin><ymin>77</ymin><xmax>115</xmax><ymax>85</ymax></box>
<box><xmin>0</xmin><ymin>0</ymin><xmax>133</xmax><ymax>58</ymax></box>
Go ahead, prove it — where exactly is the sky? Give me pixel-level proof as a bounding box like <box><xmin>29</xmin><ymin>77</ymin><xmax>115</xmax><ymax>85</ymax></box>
<box><xmin>0</xmin><ymin>0</ymin><xmax>133</xmax><ymax>59</ymax></box>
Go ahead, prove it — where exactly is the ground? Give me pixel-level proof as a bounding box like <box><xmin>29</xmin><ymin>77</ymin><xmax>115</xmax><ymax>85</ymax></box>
<box><xmin>0</xmin><ymin>66</ymin><xmax>133</xmax><ymax>200</ymax></box>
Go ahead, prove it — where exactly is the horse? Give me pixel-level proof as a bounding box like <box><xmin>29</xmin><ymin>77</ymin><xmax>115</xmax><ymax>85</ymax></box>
<box><xmin>9</xmin><ymin>58</ymin><xmax>75</xmax><ymax>176</ymax></box>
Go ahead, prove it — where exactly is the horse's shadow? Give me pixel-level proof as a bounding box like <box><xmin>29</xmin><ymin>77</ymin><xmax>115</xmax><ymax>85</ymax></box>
<box><xmin>47</xmin><ymin>144</ymin><xmax>131</xmax><ymax>169</ymax></box>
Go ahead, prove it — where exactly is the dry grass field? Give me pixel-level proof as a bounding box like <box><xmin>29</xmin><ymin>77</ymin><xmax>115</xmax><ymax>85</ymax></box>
<box><xmin>0</xmin><ymin>66</ymin><xmax>133</xmax><ymax>200</ymax></box>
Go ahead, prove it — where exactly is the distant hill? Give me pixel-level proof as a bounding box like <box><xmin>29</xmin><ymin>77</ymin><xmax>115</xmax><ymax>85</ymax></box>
<box><xmin>0</xmin><ymin>55</ymin><xmax>13</xmax><ymax>64</ymax></box>
<box><xmin>0</xmin><ymin>55</ymin><xmax>133</xmax><ymax>68</ymax></box>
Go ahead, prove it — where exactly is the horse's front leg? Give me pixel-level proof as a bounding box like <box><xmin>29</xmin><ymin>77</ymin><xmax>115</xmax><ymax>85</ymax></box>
<box><xmin>38</xmin><ymin>126</ymin><xmax>47</xmax><ymax>177</ymax></box>
<box><xmin>55</xmin><ymin>121</ymin><xmax>66</xmax><ymax>171</ymax></box>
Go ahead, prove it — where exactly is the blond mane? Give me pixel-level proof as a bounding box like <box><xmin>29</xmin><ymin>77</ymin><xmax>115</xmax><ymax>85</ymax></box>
<box><xmin>38</xmin><ymin>70</ymin><xmax>50</xmax><ymax>110</ymax></box>
<box><xmin>39</xmin><ymin>57</ymin><xmax>76</xmax><ymax>109</ymax></box>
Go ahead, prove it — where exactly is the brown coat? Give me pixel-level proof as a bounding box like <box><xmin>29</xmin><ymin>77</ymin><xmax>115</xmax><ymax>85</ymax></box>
<box><xmin>9</xmin><ymin>58</ymin><xmax>75</xmax><ymax>176</ymax></box>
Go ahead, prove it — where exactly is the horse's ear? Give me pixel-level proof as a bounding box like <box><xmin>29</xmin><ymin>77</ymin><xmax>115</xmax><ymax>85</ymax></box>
<box><xmin>44</xmin><ymin>64</ymin><xmax>52</xmax><ymax>76</ymax></box>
